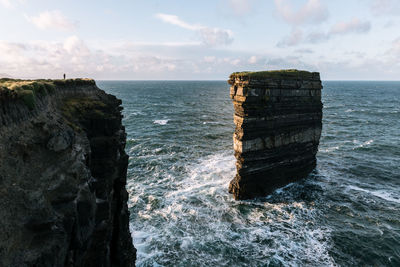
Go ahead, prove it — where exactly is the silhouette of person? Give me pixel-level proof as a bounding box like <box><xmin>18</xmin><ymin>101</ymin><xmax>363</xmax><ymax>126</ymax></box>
<box><xmin>63</xmin><ymin>73</ymin><xmax>66</xmax><ymax>79</ymax></box>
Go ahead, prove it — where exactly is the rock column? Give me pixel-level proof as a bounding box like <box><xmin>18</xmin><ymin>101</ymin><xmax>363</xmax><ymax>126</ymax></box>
<box><xmin>228</xmin><ymin>70</ymin><xmax>323</xmax><ymax>200</ymax></box>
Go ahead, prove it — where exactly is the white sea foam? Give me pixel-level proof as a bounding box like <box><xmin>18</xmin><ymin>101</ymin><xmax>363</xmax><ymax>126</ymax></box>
<box><xmin>202</xmin><ymin>121</ymin><xmax>220</xmax><ymax>125</ymax></box>
<box><xmin>347</xmin><ymin>185</ymin><xmax>400</xmax><ymax>204</ymax></box>
<box><xmin>153</xmin><ymin>119</ymin><xmax>169</xmax><ymax>125</ymax></box>
<box><xmin>130</xmin><ymin>152</ymin><xmax>336</xmax><ymax>266</ymax></box>
<box><xmin>352</xmin><ymin>139</ymin><xmax>374</xmax><ymax>149</ymax></box>
<box><xmin>321</xmin><ymin>146</ymin><xmax>340</xmax><ymax>153</ymax></box>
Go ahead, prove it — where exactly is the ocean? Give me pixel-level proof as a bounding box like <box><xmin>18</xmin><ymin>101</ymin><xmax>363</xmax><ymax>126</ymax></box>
<box><xmin>97</xmin><ymin>80</ymin><xmax>400</xmax><ymax>267</ymax></box>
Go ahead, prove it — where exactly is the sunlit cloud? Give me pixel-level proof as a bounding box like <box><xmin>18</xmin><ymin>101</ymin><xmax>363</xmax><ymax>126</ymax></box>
<box><xmin>274</xmin><ymin>0</ymin><xmax>329</xmax><ymax>25</ymax></box>
<box><xmin>25</xmin><ymin>10</ymin><xmax>77</xmax><ymax>31</ymax></box>
<box><xmin>330</xmin><ymin>19</ymin><xmax>371</xmax><ymax>35</ymax></box>
<box><xmin>155</xmin><ymin>13</ymin><xmax>233</xmax><ymax>46</ymax></box>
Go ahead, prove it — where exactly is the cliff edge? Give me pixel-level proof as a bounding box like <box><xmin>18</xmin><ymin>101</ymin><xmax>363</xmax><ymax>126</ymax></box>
<box><xmin>0</xmin><ymin>79</ymin><xmax>136</xmax><ymax>266</ymax></box>
<box><xmin>228</xmin><ymin>70</ymin><xmax>323</xmax><ymax>200</ymax></box>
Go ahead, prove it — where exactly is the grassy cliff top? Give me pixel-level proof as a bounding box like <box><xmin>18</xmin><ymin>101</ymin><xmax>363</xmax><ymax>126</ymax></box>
<box><xmin>0</xmin><ymin>78</ymin><xmax>96</xmax><ymax>109</ymax></box>
<box><xmin>229</xmin><ymin>69</ymin><xmax>319</xmax><ymax>80</ymax></box>
<box><xmin>0</xmin><ymin>78</ymin><xmax>95</xmax><ymax>91</ymax></box>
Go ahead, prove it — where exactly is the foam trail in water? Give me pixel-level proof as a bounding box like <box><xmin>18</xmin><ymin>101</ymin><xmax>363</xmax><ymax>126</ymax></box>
<box><xmin>347</xmin><ymin>185</ymin><xmax>400</xmax><ymax>204</ymax></box>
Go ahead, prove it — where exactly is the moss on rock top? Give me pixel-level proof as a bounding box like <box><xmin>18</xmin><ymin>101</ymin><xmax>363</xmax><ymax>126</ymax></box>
<box><xmin>229</xmin><ymin>69</ymin><xmax>318</xmax><ymax>81</ymax></box>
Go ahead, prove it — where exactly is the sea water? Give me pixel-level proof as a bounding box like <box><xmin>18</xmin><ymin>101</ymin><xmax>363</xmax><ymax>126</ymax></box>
<box><xmin>97</xmin><ymin>80</ymin><xmax>400</xmax><ymax>266</ymax></box>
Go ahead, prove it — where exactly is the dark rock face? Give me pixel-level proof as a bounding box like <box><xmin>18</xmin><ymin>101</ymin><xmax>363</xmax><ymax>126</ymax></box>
<box><xmin>0</xmin><ymin>80</ymin><xmax>136</xmax><ymax>266</ymax></box>
<box><xmin>228</xmin><ymin>70</ymin><xmax>323</xmax><ymax>200</ymax></box>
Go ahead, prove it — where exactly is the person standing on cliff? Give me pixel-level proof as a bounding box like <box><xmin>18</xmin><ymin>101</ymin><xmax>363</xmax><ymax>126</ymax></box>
<box><xmin>63</xmin><ymin>73</ymin><xmax>66</xmax><ymax>79</ymax></box>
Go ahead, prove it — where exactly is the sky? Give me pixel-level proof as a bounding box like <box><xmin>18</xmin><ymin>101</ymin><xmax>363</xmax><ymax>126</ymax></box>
<box><xmin>0</xmin><ymin>0</ymin><xmax>399</xmax><ymax>80</ymax></box>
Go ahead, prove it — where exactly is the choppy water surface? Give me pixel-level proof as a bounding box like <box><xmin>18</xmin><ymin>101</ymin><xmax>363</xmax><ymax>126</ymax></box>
<box><xmin>98</xmin><ymin>81</ymin><xmax>400</xmax><ymax>266</ymax></box>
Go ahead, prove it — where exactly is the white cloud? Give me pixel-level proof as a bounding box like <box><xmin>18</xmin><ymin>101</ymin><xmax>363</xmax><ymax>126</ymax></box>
<box><xmin>248</xmin><ymin>56</ymin><xmax>257</xmax><ymax>64</ymax></box>
<box><xmin>154</xmin><ymin>13</ymin><xmax>198</xmax><ymax>30</ymax></box>
<box><xmin>295</xmin><ymin>48</ymin><xmax>314</xmax><ymax>54</ymax></box>
<box><xmin>0</xmin><ymin>0</ymin><xmax>12</xmax><ymax>8</ymax></box>
<box><xmin>386</xmin><ymin>37</ymin><xmax>400</xmax><ymax>58</ymax></box>
<box><xmin>274</xmin><ymin>0</ymin><xmax>329</xmax><ymax>25</ymax></box>
<box><xmin>63</xmin><ymin>36</ymin><xmax>90</xmax><ymax>55</ymax></box>
<box><xmin>277</xmin><ymin>28</ymin><xmax>303</xmax><ymax>47</ymax></box>
<box><xmin>26</xmin><ymin>10</ymin><xmax>77</xmax><ymax>31</ymax></box>
<box><xmin>330</xmin><ymin>19</ymin><xmax>371</xmax><ymax>35</ymax></box>
<box><xmin>155</xmin><ymin>13</ymin><xmax>233</xmax><ymax>46</ymax></box>
<box><xmin>306</xmin><ymin>31</ymin><xmax>329</xmax><ymax>43</ymax></box>
<box><xmin>203</xmin><ymin>56</ymin><xmax>216</xmax><ymax>63</ymax></box>
<box><xmin>227</xmin><ymin>0</ymin><xmax>255</xmax><ymax>16</ymax></box>
<box><xmin>371</xmin><ymin>0</ymin><xmax>400</xmax><ymax>16</ymax></box>
<box><xmin>281</xmin><ymin>18</ymin><xmax>371</xmax><ymax>46</ymax></box>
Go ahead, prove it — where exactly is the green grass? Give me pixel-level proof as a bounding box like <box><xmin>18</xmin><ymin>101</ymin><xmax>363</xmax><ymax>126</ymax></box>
<box><xmin>0</xmin><ymin>78</ymin><xmax>95</xmax><ymax>109</ymax></box>
<box><xmin>229</xmin><ymin>69</ymin><xmax>317</xmax><ymax>80</ymax></box>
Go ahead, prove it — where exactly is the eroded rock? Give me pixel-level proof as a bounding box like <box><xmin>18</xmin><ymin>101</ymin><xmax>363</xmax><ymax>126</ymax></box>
<box><xmin>228</xmin><ymin>70</ymin><xmax>323</xmax><ymax>200</ymax></box>
<box><xmin>0</xmin><ymin>79</ymin><xmax>136</xmax><ymax>267</ymax></box>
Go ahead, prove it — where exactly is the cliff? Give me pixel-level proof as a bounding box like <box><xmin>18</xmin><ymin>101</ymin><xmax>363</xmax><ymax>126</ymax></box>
<box><xmin>0</xmin><ymin>79</ymin><xmax>136</xmax><ymax>266</ymax></box>
<box><xmin>228</xmin><ymin>70</ymin><xmax>323</xmax><ymax>200</ymax></box>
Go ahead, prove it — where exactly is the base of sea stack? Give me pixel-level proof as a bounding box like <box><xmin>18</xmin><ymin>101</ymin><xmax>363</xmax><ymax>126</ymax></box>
<box><xmin>228</xmin><ymin>70</ymin><xmax>323</xmax><ymax>200</ymax></box>
<box><xmin>229</xmin><ymin>159</ymin><xmax>316</xmax><ymax>200</ymax></box>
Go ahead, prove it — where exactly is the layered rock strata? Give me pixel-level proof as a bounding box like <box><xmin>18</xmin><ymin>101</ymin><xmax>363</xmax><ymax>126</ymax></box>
<box><xmin>0</xmin><ymin>79</ymin><xmax>136</xmax><ymax>266</ymax></box>
<box><xmin>228</xmin><ymin>70</ymin><xmax>323</xmax><ymax>200</ymax></box>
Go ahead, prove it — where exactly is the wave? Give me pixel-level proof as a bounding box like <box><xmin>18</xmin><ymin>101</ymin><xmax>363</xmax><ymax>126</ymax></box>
<box><xmin>129</xmin><ymin>152</ymin><xmax>336</xmax><ymax>266</ymax></box>
<box><xmin>202</xmin><ymin>121</ymin><xmax>220</xmax><ymax>125</ymax></box>
<box><xmin>153</xmin><ymin>119</ymin><xmax>169</xmax><ymax>125</ymax></box>
<box><xmin>352</xmin><ymin>139</ymin><xmax>374</xmax><ymax>150</ymax></box>
<box><xmin>320</xmin><ymin>146</ymin><xmax>340</xmax><ymax>153</ymax></box>
<box><xmin>347</xmin><ymin>185</ymin><xmax>400</xmax><ymax>204</ymax></box>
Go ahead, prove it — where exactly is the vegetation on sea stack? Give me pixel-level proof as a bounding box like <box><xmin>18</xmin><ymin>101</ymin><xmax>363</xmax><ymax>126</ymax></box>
<box><xmin>229</xmin><ymin>69</ymin><xmax>318</xmax><ymax>83</ymax></box>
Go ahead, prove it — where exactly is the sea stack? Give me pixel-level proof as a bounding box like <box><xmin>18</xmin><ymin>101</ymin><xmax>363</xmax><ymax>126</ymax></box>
<box><xmin>228</xmin><ymin>70</ymin><xmax>323</xmax><ymax>200</ymax></box>
<box><xmin>0</xmin><ymin>79</ymin><xmax>136</xmax><ymax>266</ymax></box>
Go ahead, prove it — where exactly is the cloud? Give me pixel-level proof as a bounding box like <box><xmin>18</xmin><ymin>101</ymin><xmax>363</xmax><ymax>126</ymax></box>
<box><xmin>280</xmin><ymin>18</ymin><xmax>371</xmax><ymax>46</ymax></box>
<box><xmin>63</xmin><ymin>36</ymin><xmax>90</xmax><ymax>56</ymax></box>
<box><xmin>248</xmin><ymin>55</ymin><xmax>257</xmax><ymax>64</ymax></box>
<box><xmin>155</xmin><ymin>13</ymin><xmax>233</xmax><ymax>46</ymax></box>
<box><xmin>330</xmin><ymin>19</ymin><xmax>371</xmax><ymax>35</ymax></box>
<box><xmin>306</xmin><ymin>31</ymin><xmax>330</xmax><ymax>43</ymax></box>
<box><xmin>277</xmin><ymin>28</ymin><xmax>303</xmax><ymax>47</ymax></box>
<box><xmin>0</xmin><ymin>37</ymin><xmax>113</xmax><ymax>78</ymax></box>
<box><xmin>371</xmin><ymin>0</ymin><xmax>400</xmax><ymax>16</ymax></box>
<box><xmin>25</xmin><ymin>10</ymin><xmax>77</xmax><ymax>31</ymax></box>
<box><xmin>227</xmin><ymin>0</ymin><xmax>256</xmax><ymax>16</ymax></box>
<box><xmin>0</xmin><ymin>0</ymin><xmax>12</xmax><ymax>8</ymax></box>
<box><xmin>309</xmin><ymin>19</ymin><xmax>371</xmax><ymax>42</ymax></box>
<box><xmin>274</xmin><ymin>0</ymin><xmax>329</xmax><ymax>25</ymax></box>
<box><xmin>295</xmin><ymin>48</ymin><xmax>314</xmax><ymax>54</ymax></box>
<box><xmin>386</xmin><ymin>37</ymin><xmax>400</xmax><ymax>58</ymax></box>
<box><xmin>0</xmin><ymin>37</ymin><xmax>216</xmax><ymax>79</ymax></box>
<box><xmin>154</xmin><ymin>13</ymin><xmax>197</xmax><ymax>30</ymax></box>
<box><xmin>203</xmin><ymin>56</ymin><xmax>216</xmax><ymax>63</ymax></box>
<box><xmin>2</xmin><ymin>36</ymin><xmax>400</xmax><ymax>80</ymax></box>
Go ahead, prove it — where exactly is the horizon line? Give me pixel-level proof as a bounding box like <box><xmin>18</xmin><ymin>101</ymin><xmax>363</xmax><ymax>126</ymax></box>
<box><xmin>95</xmin><ymin>79</ymin><xmax>400</xmax><ymax>82</ymax></box>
